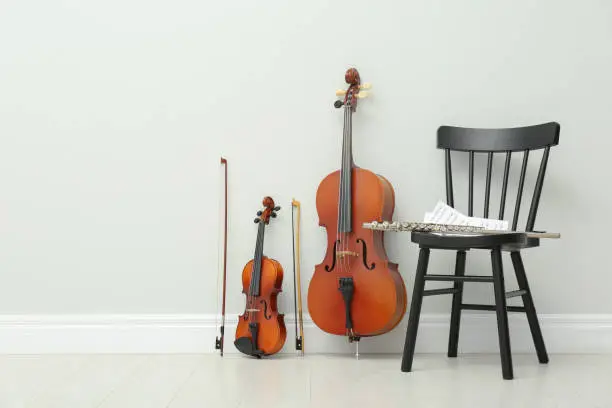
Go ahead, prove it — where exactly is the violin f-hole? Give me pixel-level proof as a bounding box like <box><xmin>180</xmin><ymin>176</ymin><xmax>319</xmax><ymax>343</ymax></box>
<box><xmin>324</xmin><ymin>240</ymin><xmax>339</xmax><ymax>272</ymax></box>
<box><xmin>356</xmin><ymin>238</ymin><xmax>375</xmax><ymax>270</ymax></box>
<box><xmin>260</xmin><ymin>299</ymin><xmax>271</xmax><ymax>320</ymax></box>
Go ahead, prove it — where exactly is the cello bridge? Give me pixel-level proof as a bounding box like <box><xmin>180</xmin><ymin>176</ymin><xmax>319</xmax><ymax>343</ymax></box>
<box><xmin>246</xmin><ymin>308</ymin><xmax>260</xmax><ymax>312</ymax></box>
<box><xmin>336</xmin><ymin>251</ymin><xmax>359</xmax><ymax>258</ymax></box>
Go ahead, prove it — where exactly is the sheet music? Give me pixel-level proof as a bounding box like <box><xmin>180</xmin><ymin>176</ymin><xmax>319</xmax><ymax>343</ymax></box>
<box><xmin>424</xmin><ymin>201</ymin><xmax>508</xmax><ymax>231</ymax></box>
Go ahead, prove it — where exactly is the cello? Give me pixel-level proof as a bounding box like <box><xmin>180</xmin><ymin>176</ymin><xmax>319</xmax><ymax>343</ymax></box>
<box><xmin>235</xmin><ymin>197</ymin><xmax>286</xmax><ymax>357</ymax></box>
<box><xmin>307</xmin><ymin>68</ymin><xmax>407</xmax><ymax>345</ymax></box>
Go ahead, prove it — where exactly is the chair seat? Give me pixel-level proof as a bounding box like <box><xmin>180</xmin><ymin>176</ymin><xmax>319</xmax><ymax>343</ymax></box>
<box><xmin>411</xmin><ymin>231</ymin><xmax>540</xmax><ymax>250</ymax></box>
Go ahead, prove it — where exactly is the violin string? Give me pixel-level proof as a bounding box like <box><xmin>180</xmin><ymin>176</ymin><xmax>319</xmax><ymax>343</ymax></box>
<box><xmin>248</xmin><ymin>220</ymin><xmax>260</xmax><ymax>328</ymax></box>
<box><xmin>250</xmin><ymin>218</ymin><xmax>265</xmax><ymax>349</ymax></box>
<box><xmin>252</xmin><ymin>222</ymin><xmax>262</xmax><ymax>316</ymax></box>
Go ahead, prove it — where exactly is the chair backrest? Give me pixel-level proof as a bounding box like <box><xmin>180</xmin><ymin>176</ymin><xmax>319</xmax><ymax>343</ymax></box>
<box><xmin>437</xmin><ymin>122</ymin><xmax>560</xmax><ymax>232</ymax></box>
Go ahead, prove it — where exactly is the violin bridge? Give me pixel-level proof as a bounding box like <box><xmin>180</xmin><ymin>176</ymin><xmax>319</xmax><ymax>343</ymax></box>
<box><xmin>246</xmin><ymin>308</ymin><xmax>260</xmax><ymax>312</ymax></box>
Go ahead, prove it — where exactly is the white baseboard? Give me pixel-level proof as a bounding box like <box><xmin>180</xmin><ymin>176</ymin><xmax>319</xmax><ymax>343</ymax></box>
<box><xmin>0</xmin><ymin>313</ymin><xmax>610</xmax><ymax>354</ymax></box>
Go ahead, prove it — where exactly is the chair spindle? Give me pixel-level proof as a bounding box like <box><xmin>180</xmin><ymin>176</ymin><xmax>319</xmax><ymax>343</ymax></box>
<box><xmin>526</xmin><ymin>146</ymin><xmax>551</xmax><ymax>232</ymax></box>
<box><xmin>484</xmin><ymin>152</ymin><xmax>493</xmax><ymax>218</ymax></box>
<box><xmin>512</xmin><ymin>150</ymin><xmax>529</xmax><ymax>231</ymax></box>
<box><xmin>468</xmin><ymin>151</ymin><xmax>474</xmax><ymax>216</ymax></box>
<box><xmin>445</xmin><ymin>149</ymin><xmax>454</xmax><ymax>207</ymax></box>
<box><xmin>499</xmin><ymin>151</ymin><xmax>512</xmax><ymax>220</ymax></box>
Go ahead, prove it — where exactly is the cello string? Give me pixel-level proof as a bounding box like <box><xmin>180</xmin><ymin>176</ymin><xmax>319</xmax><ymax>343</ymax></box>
<box><xmin>344</xmin><ymin>100</ymin><xmax>352</xmax><ymax>278</ymax></box>
<box><xmin>336</xmin><ymin>100</ymin><xmax>344</xmax><ymax>277</ymax></box>
<box><xmin>345</xmin><ymin>101</ymin><xmax>351</xmax><ymax>336</ymax></box>
<box><xmin>340</xmin><ymin>101</ymin><xmax>349</xmax><ymax>278</ymax></box>
<box><xmin>346</xmin><ymin>99</ymin><xmax>353</xmax><ymax>277</ymax></box>
<box><xmin>346</xmin><ymin>97</ymin><xmax>354</xmax><ymax>338</ymax></box>
<box><xmin>345</xmin><ymin>100</ymin><xmax>353</xmax><ymax>273</ymax></box>
<box><xmin>344</xmin><ymin>101</ymin><xmax>349</xmax><ymax>277</ymax></box>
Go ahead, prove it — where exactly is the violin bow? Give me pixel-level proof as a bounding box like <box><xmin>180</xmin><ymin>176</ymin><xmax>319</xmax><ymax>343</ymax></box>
<box><xmin>291</xmin><ymin>198</ymin><xmax>304</xmax><ymax>355</ymax></box>
<box><xmin>215</xmin><ymin>157</ymin><xmax>228</xmax><ymax>356</ymax></box>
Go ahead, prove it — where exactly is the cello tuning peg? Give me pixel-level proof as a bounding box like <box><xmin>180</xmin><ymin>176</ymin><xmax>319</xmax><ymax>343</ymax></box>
<box><xmin>335</xmin><ymin>89</ymin><xmax>347</xmax><ymax>96</ymax></box>
<box><xmin>334</xmin><ymin>100</ymin><xmax>344</xmax><ymax>108</ymax></box>
<box><xmin>254</xmin><ymin>218</ymin><xmax>260</xmax><ymax>223</ymax></box>
<box><xmin>356</xmin><ymin>91</ymin><xmax>369</xmax><ymax>99</ymax></box>
<box><xmin>274</xmin><ymin>206</ymin><xmax>281</xmax><ymax>211</ymax></box>
<box><xmin>257</xmin><ymin>210</ymin><xmax>263</xmax><ymax>216</ymax></box>
<box><xmin>359</xmin><ymin>83</ymin><xmax>372</xmax><ymax>90</ymax></box>
<box><xmin>271</xmin><ymin>212</ymin><xmax>277</xmax><ymax>218</ymax></box>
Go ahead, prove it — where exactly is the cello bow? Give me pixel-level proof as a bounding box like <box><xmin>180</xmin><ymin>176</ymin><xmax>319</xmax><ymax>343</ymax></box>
<box><xmin>291</xmin><ymin>198</ymin><xmax>304</xmax><ymax>355</ymax></box>
<box><xmin>215</xmin><ymin>157</ymin><xmax>228</xmax><ymax>356</ymax></box>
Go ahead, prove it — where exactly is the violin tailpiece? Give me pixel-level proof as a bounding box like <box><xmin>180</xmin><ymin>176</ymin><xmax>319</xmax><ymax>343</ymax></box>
<box><xmin>234</xmin><ymin>323</ymin><xmax>264</xmax><ymax>358</ymax></box>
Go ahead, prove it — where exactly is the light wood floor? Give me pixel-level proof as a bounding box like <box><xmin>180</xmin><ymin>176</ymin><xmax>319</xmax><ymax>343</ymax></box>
<box><xmin>2</xmin><ymin>353</ymin><xmax>610</xmax><ymax>407</ymax></box>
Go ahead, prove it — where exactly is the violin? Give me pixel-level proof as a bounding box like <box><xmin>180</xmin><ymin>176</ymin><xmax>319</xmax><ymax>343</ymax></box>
<box><xmin>235</xmin><ymin>197</ymin><xmax>286</xmax><ymax>357</ymax></box>
<box><xmin>307</xmin><ymin>68</ymin><xmax>407</xmax><ymax>343</ymax></box>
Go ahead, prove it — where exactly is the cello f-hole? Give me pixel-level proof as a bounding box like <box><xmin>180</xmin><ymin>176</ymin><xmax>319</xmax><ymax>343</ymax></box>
<box><xmin>356</xmin><ymin>238</ymin><xmax>375</xmax><ymax>270</ymax></box>
<box><xmin>324</xmin><ymin>240</ymin><xmax>339</xmax><ymax>272</ymax></box>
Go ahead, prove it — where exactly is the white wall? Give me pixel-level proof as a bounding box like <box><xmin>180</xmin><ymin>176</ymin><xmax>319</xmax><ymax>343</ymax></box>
<box><xmin>1</xmin><ymin>0</ymin><xmax>611</xmax><ymax>326</ymax></box>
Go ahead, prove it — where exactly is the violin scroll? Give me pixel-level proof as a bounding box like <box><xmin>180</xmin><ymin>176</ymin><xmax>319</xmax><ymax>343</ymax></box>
<box><xmin>254</xmin><ymin>196</ymin><xmax>281</xmax><ymax>224</ymax></box>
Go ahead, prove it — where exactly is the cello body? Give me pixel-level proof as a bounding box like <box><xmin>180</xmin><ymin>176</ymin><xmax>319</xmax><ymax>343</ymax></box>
<box><xmin>307</xmin><ymin>68</ymin><xmax>407</xmax><ymax>339</ymax></box>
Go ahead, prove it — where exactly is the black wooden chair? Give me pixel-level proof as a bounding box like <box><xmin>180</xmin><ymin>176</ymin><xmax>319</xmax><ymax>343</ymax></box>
<box><xmin>400</xmin><ymin>122</ymin><xmax>560</xmax><ymax>380</ymax></box>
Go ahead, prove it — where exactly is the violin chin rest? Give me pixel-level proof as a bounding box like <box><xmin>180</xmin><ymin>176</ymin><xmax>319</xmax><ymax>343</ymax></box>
<box><xmin>234</xmin><ymin>337</ymin><xmax>264</xmax><ymax>358</ymax></box>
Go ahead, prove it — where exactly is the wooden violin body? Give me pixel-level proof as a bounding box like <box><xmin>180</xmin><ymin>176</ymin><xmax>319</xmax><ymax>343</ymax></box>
<box><xmin>307</xmin><ymin>68</ymin><xmax>407</xmax><ymax>340</ymax></box>
<box><xmin>234</xmin><ymin>197</ymin><xmax>286</xmax><ymax>357</ymax></box>
<box><xmin>236</xmin><ymin>256</ymin><xmax>286</xmax><ymax>356</ymax></box>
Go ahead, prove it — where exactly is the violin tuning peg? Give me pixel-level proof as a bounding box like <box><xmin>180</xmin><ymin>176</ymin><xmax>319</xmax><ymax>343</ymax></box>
<box><xmin>274</xmin><ymin>206</ymin><xmax>281</xmax><ymax>211</ymax></box>
<box><xmin>334</xmin><ymin>100</ymin><xmax>344</xmax><ymax>108</ymax></box>
<box><xmin>257</xmin><ymin>211</ymin><xmax>262</xmax><ymax>216</ymax></box>
<box><xmin>335</xmin><ymin>89</ymin><xmax>347</xmax><ymax>96</ymax></box>
<box><xmin>271</xmin><ymin>212</ymin><xmax>277</xmax><ymax>218</ymax></box>
<box><xmin>254</xmin><ymin>218</ymin><xmax>260</xmax><ymax>223</ymax></box>
<box><xmin>359</xmin><ymin>83</ymin><xmax>372</xmax><ymax>90</ymax></box>
<box><xmin>356</xmin><ymin>91</ymin><xmax>369</xmax><ymax>99</ymax></box>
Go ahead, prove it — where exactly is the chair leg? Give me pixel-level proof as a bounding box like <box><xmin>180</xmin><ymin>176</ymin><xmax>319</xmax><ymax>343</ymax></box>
<box><xmin>491</xmin><ymin>248</ymin><xmax>513</xmax><ymax>380</ymax></box>
<box><xmin>401</xmin><ymin>247</ymin><xmax>430</xmax><ymax>372</ymax></box>
<box><xmin>447</xmin><ymin>250</ymin><xmax>466</xmax><ymax>357</ymax></box>
<box><xmin>510</xmin><ymin>251</ymin><xmax>549</xmax><ymax>364</ymax></box>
